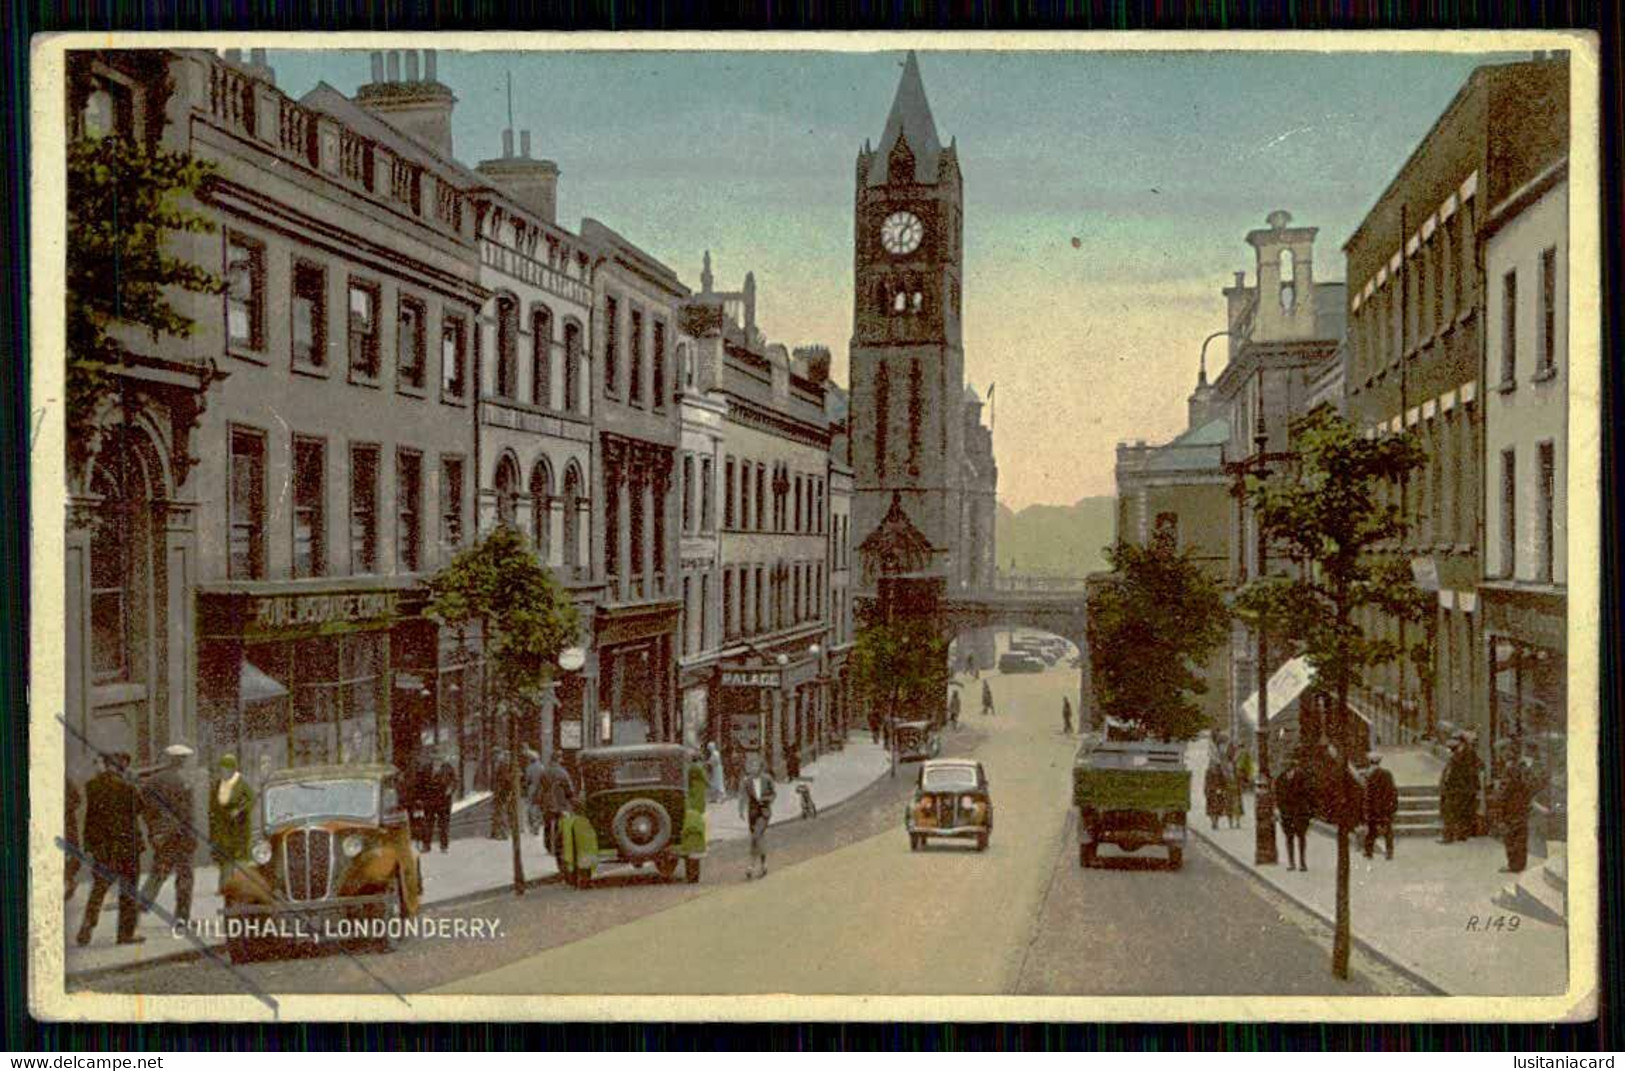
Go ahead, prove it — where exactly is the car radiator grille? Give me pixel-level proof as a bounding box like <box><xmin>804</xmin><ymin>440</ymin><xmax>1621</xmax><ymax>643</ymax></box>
<box><xmin>935</xmin><ymin>797</ymin><xmax>958</xmax><ymax>827</ymax></box>
<box><xmin>283</xmin><ymin>828</ymin><xmax>334</xmax><ymax>901</ymax></box>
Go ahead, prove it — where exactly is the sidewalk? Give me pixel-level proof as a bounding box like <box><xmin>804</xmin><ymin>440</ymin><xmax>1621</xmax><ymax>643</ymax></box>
<box><xmin>65</xmin><ymin>735</ymin><xmax>892</xmax><ymax>980</ymax></box>
<box><xmin>1187</xmin><ymin>736</ymin><xmax>1567</xmax><ymax>996</ymax></box>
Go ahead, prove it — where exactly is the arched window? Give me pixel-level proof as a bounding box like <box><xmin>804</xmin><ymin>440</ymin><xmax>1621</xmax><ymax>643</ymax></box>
<box><xmin>89</xmin><ymin>437</ymin><xmax>155</xmax><ymax>685</ymax></box>
<box><xmin>911</xmin><ymin>291</ymin><xmax>923</xmax><ymax>314</ymax></box>
<box><xmin>893</xmin><ymin>291</ymin><xmax>907</xmax><ymax>314</ymax></box>
<box><xmin>1279</xmin><ymin>250</ymin><xmax>1297</xmax><ymax>313</ymax></box>
<box><xmin>530</xmin><ymin>460</ymin><xmax>554</xmax><ymax>565</ymax></box>
<box><xmin>563</xmin><ymin>462</ymin><xmax>584</xmax><ymax>579</ymax></box>
<box><xmin>495</xmin><ymin>295</ymin><xmax>519</xmax><ymax>399</ymax></box>
<box><xmin>563</xmin><ymin>320</ymin><xmax>583</xmax><ymax>414</ymax></box>
<box><xmin>532</xmin><ymin>306</ymin><xmax>553</xmax><ymax>409</ymax></box>
<box><xmin>494</xmin><ymin>454</ymin><xmax>520</xmax><ymax>528</ymax></box>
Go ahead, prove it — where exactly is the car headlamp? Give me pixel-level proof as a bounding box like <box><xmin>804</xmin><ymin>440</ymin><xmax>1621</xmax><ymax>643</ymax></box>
<box><xmin>961</xmin><ymin>795</ymin><xmax>977</xmax><ymax>808</ymax></box>
<box><xmin>250</xmin><ymin>839</ymin><xmax>273</xmax><ymax>865</ymax></box>
<box><xmin>342</xmin><ymin>833</ymin><xmax>366</xmax><ymax>859</ymax></box>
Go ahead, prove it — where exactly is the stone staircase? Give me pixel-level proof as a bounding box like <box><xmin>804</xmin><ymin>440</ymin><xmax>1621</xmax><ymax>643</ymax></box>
<box><xmin>1494</xmin><ymin>844</ymin><xmax>1567</xmax><ymax>926</ymax></box>
<box><xmin>1394</xmin><ymin>784</ymin><xmax>1443</xmax><ymax>838</ymax></box>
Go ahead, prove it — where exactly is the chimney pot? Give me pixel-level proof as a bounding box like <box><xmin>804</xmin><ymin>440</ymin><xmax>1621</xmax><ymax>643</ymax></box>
<box><xmin>225</xmin><ymin>48</ymin><xmax>243</xmax><ymax>63</ymax></box>
<box><xmin>424</xmin><ymin>50</ymin><xmax>437</xmax><ymax>81</ymax></box>
<box><xmin>386</xmin><ymin>51</ymin><xmax>400</xmax><ymax>82</ymax></box>
<box><xmin>250</xmin><ymin>48</ymin><xmax>266</xmax><ymax>66</ymax></box>
<box><xmin>405</xmin><ymin>51</ymin><xmax>420</xmax><ymax>81</ymax></box>
<box><xmin>502</xmin><ymin>129</ymin><xmax>514</xmax><ymax>158</ymax></box>
<box><xmin>370</xmin><ymin>52</ymin><xmax>385</xmax><ymax>82</ymax></box>
<box><xmin>521</xmin><ymin>130</ymin><xmax>531</xmax><ymax>157</ymax></box>
<box><xmin>1234</xmin><ymin>271</ymin><xmax>1246</xmax><ymax>288</ymax></box>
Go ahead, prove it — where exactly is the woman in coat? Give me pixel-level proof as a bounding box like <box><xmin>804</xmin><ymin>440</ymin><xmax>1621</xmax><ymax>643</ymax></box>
<box><xmin>208</xmin><ymin>754</ymin><xmax>254</xmax><ymax>888</ymax></box>
<box><xmin>705</xmin><ymin>742</ymin><xmax>727</xmax><ymax>803</ymax></box>
<box><xmin>1204</xmin><ymin>757</ymin><xmax>1232</xmax><ymax>831</ymax></box>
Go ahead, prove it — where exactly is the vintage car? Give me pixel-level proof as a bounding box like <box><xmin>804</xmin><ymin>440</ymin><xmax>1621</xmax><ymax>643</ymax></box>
<box><xmin>1074</xmin><ymin>740</ymin><xmax>1189</xmax><ymax>870</ymax></box>
<box><xmin>558</xmin><ymin>744</ymin><xmax>706</xmax><ymax>888</ymax></box>
<box><xmin>998</xmin><ymin>651</ymin><xmax>1046</xmax><ymax>674</ymax></box>
<box><xmin>220</xmin><ymin>764</ymin><xmax>422</xmax><ymax>962</ymax></box>
<box><xmin>893</xmin><ymin>720</ymin><xmax>942</xmax><ymax>763</ymax></box>
<box><xmin>906</xmin><ymin>759</ymin><xmax>992</xmax><ymax>851</ymax></box>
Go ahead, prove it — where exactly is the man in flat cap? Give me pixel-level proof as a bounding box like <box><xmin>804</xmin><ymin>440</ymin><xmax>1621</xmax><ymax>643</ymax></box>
<box><xmin>76</xmin><ymin>752</ymin><xmax>146</xmax><ymax>946</ymax></box>
<box><xmin>140</xmin><ymin>744</ymin><xmax>198</xmax><ymax>924</ymax></box>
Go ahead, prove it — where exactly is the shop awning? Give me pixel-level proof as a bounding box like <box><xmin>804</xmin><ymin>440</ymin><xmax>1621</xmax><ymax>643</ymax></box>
<box><xmin>240</xmin><ymin>660</ymin><xmax>289</xmax><ymax>704</ymax></box>
<box><xmin>1238</xmin><ymin>656</ymin><xmax>1314</xmax><ymax>728</ymax></box>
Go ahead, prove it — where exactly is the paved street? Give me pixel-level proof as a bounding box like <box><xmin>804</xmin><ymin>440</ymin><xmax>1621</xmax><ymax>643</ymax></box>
<box><xmin>81</xmin><ymin>652</ymin><xmax>1416</xmax><ymax>999</ymax></box>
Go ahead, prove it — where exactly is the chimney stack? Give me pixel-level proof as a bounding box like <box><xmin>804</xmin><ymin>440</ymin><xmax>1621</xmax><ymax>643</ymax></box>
<box><xmin>502</xmin><ymin>128</ymin><xmax>514</xmax><ymax>158</ymax></box>
<box><xmin>357</xmin><ymin>48</ymin><xmax>458</xmax><ymax>158</ymax></box>
<box><xmin>521</xmin><ymin>130</ymin><xmax>531</xmax><ymax>157</ymax></box>
<box><xmin>477</xmin><ymin>134</ymin><xmax>561</xmax><ymax>225</ymax></box>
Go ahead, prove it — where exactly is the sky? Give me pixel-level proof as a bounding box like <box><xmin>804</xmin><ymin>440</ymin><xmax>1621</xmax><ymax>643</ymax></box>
<box><xmin>269</xmin><ymin>46</ymin><xmax>1520</xmax><ymax>509</ymax></box>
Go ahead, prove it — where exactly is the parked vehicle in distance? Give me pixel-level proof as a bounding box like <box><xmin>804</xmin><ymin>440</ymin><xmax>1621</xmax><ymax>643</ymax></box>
<box><xmin>221</xmin><ymin>764</ymin><xmax>422</xmax><ymax>963</ymax></box>
<box><xmin>906</xmin><ymin>759</ymin><xmax>993</xmax><ymax>851</ymax></box>
<box><xmin>559</xmin><ymin>744</ymin><xmax>707</xmax><ymax>888</ymax></box>
<box><xmin>893</xmin><ymin>720</ymin><xmax>942</xmax><ymax>763</ymax></box>
<box><xmin>998</xmin><ymin>652</ymin><xmax>1046</xmax><ymax>674</ymax></box>
<box><xmin>1073</xmin><ymin>740</ymin><xmax>1190</xmax><ymax>870</ymax></box>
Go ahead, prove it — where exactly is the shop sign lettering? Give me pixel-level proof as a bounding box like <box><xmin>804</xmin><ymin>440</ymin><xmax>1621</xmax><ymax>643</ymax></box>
<box><xmin>253</xmin><ymin>591</ymin><xmax>399</xmax><ymax>630</ymax></box>
<box><xmin>721</xmin><ymin>670</ymin><xmax>779</xmax><ymax>689</ymax></box>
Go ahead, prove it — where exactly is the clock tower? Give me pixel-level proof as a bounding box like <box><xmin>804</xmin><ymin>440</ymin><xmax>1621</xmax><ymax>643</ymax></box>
<box><xmin>851</xmin><ymin>52</ymin><xmax>980</xmax><ymax>591</ymax></box>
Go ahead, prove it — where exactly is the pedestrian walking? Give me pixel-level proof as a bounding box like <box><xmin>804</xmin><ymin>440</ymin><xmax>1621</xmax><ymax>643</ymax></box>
<box><xmin>1061</xmin><ymin>697</ymin><xmax>1074</xmax><ymax>735</ymax></box>
<box><xmin>965</xmin><ymin>655</ymin><xmax>979</xmax><ymax>680</ymax></box>
<box><xmin>981</xmin><ymin>680</ymin><xmax>994</xmax><ymax>718</ymax></box>
<box><xmin>739</xmin><ymin>756</ymin><xmax>776</xmax><ymax>880</ymax></box>
<box><xmin>1361</xmin><ymin>753</ymin><xmax>1399</xmax><ymax>860</ymax></box>
<box><xmin>869</xmin><ymin>708</ymin><xmax>882</xmax><ymax>744</ymax></box>
<box><xmin>1275</xmin><ymin>752</ymin><xmax>1317</xmax><ymax>872</ymax></box>
<box><xmin>404</xmin><ymin>750</ymin><xmax>432</xmax><ymax>852</ymax></box>
<box><xmin>538</xmin><ymin>753</ymin><xmax>576</xmax><ymax>862</ymax></box>
<box><xmin>76</xmin><ymin>753</ymin><xmax>147</xmax><ymax>946</ymax></box>
<box><xmin>490</xmin><ymin>750</ymin><xmax>514</xmax><ymax>840</ymax></box>
<box><xmin>1438</xmin><ymin>732</ymin><xmax>1482</xmax><ymax>843</ymax></box>
<box><xmin>65</xmin><ymin>768</ymin><xmax>83</xmax><ymax>902</ymax></box>
<box><xmin>1496</xmin><ymin>747</ymin><xmax>1542</xmax><ymax>873</ymax></box>
<box><xmin>425</xmin><ymin>753</ymin><xmax>457</xmax><ymax>853</ymax></box>
<box><xmin>522</xmin><ymin>749</ymin><xmax>545</xmax><ymax>836</ymax></box>
<box><xmin>948</xmin><ymin>691</ymin><xmax>961</xmax><ymax>729</ymax></box>
<box><xmin>705</xmin><ymin>742</ymin><xmax>727</xmax><ymax>803</ymax></box>
<box><xmin>208</xmin><ymin>754</ymin><xmax>253</xmax><ymax>891</ymax></box>
<box><xmin>1204</xmin><ymin>755</ymin><xmax>1232</xmax><ymax>831</ymax></box>
<box><xmin>139</xmin><ymin>744</ymin><xmax>199</xmax><ymax>925</ymax></box>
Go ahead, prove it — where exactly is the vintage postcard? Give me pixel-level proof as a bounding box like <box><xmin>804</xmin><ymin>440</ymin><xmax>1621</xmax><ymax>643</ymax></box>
<box><xmin>28</xmin><ymin>30</ymin><xmax>1599</xmax><ymax>1022</ymax></box>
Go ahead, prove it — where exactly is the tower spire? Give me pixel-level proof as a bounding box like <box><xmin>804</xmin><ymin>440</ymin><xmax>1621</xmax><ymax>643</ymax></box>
<box><xmin>866</xmin><ymin>50</ymin><xmax>944</xmax><ymax>186</ymax></box>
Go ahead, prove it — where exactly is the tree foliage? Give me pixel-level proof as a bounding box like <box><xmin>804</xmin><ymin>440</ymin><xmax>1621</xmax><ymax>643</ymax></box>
<box><xmin>1086</xmin><ymin>523</ymin><xmax>1230</xmax><ymax>741</ymax></box>
<box><xmin>1232</xmin><ymin>407</ymin><xmax>1429</xmax><ymax>739</ymax></box>
<box><xmin>851</xmin><ymin>610</ymin><xmax>950</xmax><ymax>726</ymax></box>
<box><xmin>426</xmin><ymin>525</ymin><xmax>581</xmax><ymax>700</ymax></box>
<box><xmin>67</xmin><ymin>134</ymin><xmax>225</xmax><ymax>449</ymax></box>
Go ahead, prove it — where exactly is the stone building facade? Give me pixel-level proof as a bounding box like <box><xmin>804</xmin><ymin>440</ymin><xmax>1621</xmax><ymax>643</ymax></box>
<box><xmin>66</xmin><ymin>49</ymin><xmax>492</xmax><ymax>795</ymax></box>
<box><xmin>1343</xmin><ymin>55</ymin><xmax>1569</xmax><ymax>757</ymax></box>
<box><xmin>1481</xmin><ymin>154</ymin><xmax>1569</xmax><ymax>837</ymax></box>
<box><xmin>581</xmin><ymin>218</ymin><xmax>687</xmax><ymax>749</ymax></box>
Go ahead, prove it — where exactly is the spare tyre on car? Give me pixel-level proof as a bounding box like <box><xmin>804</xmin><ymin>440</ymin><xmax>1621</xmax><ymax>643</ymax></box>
<box><xmin>565</xmin><ymin>744</ymin><xmax>707</xmax><ymax>888</ymax></box>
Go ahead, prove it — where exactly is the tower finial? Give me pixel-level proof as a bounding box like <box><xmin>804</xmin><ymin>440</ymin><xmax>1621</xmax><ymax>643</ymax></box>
<box><xmin>701</xmin><ymin>250</ymin><xmax>714</xmax><ymax>293</ymax></box>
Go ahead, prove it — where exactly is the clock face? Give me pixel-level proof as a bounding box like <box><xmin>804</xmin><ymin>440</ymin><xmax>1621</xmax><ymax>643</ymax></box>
<box><xmin>881</xmin><ymin>211</ymin><xmax>924</xmax><ymax>256</ymax></box>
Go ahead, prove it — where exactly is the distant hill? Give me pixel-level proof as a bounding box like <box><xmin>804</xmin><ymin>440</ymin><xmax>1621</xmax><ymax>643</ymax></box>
<box><xmin>995</xmin><ymin>497</ymin><xmax>1115</xmax><ymax>578</ymax></box>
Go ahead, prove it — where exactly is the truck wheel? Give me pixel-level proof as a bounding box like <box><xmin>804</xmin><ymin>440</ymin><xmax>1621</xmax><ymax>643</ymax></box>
<box><xmin>1168</xmin><ymin>846</ymin><xmax>1184</xmax><ymax>870</ymax></box>
<box><xmin>655</xmin><ymin>856</ymin><xmax>679</xmax><ymax>882</ymax></box>
<box><xmin>975</xmin><ymin>833</ymin><xmax>988</xmax><ymax>852</ymax></box>
<box><xmin>684</xmin><ymin>858</ymin><xmax>702</xmax><ymax>884</ymax></box>
<box><xmin>1080</xmin><ymin>842</ymin><xmax>1097</xmax><ymax>868</ymax></box>
<box><xmin>909</xmin><ymin>834</ymin><xmax>922</xmax><ymax>852</ymax></box>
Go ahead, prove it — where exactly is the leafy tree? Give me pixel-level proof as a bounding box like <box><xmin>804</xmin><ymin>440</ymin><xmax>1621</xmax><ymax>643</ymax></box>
<box><xmin>427</xmin><ymin>526</ymin><xmax>580</xmax><ymax>895</ymax></box>
<box><xmin>67</xmin><ymin>133</ymin><xmax>225</xmax><ymax>461</ymax></box>
<box><xmin>851</xmin><ymin>608</ymin><xmax>949</xmax><ymax>775</ymax></box>
<box><xmin>1234</xmin><ymin>406</ymin><xmax>1425</xmax><ymax>980</ymax></box>
<box><xmin>1086</xmin><ymin>523</ymin><xmax>1230</xmax><ymax>742</ymax></box>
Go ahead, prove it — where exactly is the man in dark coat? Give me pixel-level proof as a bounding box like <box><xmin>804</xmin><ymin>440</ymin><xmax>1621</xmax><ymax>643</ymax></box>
<box><xmin>489</xmin><ymin>750</ymin><xmax>514</xmax><ymax>840</ymax></box>
<box><xmin>425</xmin><ymin>754</ymin><xmax>458</xmax><ymax>853</ymax></box>
<box><xmin>1361</xmin><ymin>754</ymin><xmax>1399</xmax><ymax>861</ymax></box>
<box><xmin>1496</xmin><ymin>749</ymin><xmax>1542</xmax><ymax>873</ymax></box>
<box><xmin>1439</xmin><ymin>733</ymin><xmax>1482</xmax><ymax>843</ymax></box>
<box><xmin>1061</xmin><ymin>697</ymin><xmax>1074</xmax><ymax>735</ymax></box>
<box><xmin>522</xmin><ymin>749</ymin><xmax>545</xmax><ymax>836</ymax></box>
<box><xmin>1275</xmin><ymin>753</ymin><xmax>1317</xmax><ymax>872</ymax></box>
<box><xmin>948</xmin><ymin>691</ymin><xmax>961</xmax><ymax>729</ymax></box>
<box><xmin>65</xmin><ymin>770</ymin><xmax>83</xmax><ymax>901</ymax></box>
<box><xmin>76</xmin><ymin>752</ymin><xmax>147</xmax><ymax>946</ymax></box>
<box><xmin>537</xmin><ymin>754</ymin><xmax>576</xmax><ymax>862</ymax></box>
<box><xmin>981</xmin><ymin>680</ymin><xmax>995</xmax><ymax>718</ymax></box>
<box><xmin>140</xmin><ymin>744</ymin><xmax>199</xmax><ymax>924</ymax></box>
<box><xmin>405</xmin><ymin>750</ymin><xmax>434</xmax><ymax>852</ymax></box>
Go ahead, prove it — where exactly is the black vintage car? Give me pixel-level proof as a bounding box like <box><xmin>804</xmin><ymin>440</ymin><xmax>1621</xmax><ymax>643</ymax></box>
<box><xmin>558</xmin><ymin>744</ymin><xmax>707</xmax><ymax>888</ymax></box>
<box><xmin>893</xmin><ymin>720</ymin><xmax>942</xmax><ymax>763</ymax></box>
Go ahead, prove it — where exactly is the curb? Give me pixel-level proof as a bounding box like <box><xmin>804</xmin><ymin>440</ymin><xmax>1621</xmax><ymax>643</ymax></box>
<box><xmin>1189</xmin><ymin>821</ymin><xmax>1449</xmax><ymax>996</ymax></box>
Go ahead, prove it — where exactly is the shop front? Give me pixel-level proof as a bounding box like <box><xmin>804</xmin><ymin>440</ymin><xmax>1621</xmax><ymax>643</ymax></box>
<box><xmin>1483</xmin><ymin>584</ymin><xmax>1567</xmax><ymax>841</ymax></box>
<box><xmin>715</xmin><ymin>652</ymin><xmax>821</xmax><ymax>783</ymax></box>
<box><xmin>592</xmin><ymin>602</ymin><xmax>680</xmax><ymax>749</ymax></box>
<box><xmin>196</xmin><ymin>581</ymin><xmax>411</xmax><ymax>784</ymax></box>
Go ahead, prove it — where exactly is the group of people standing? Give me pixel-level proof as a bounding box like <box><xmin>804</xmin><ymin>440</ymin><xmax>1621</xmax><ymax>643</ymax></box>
<box><xmin>66</xmin><ymin>746</ymin><xmax>255</xmax><ymax>948</ymax></box>
<box><xmin>1267</xmin><ymin>741</ymin><xmax>1394</xmax><ymax>872</ymax></box>
<box><xmin>1203</xmin><ymin>739</ymin><xmax>1251</xmax><ymax>832</ymax></box>
<box><xmin>1439</xmin><ymin>730</ymin><xmax>1546</xmax><ymax>874</ymax></box>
